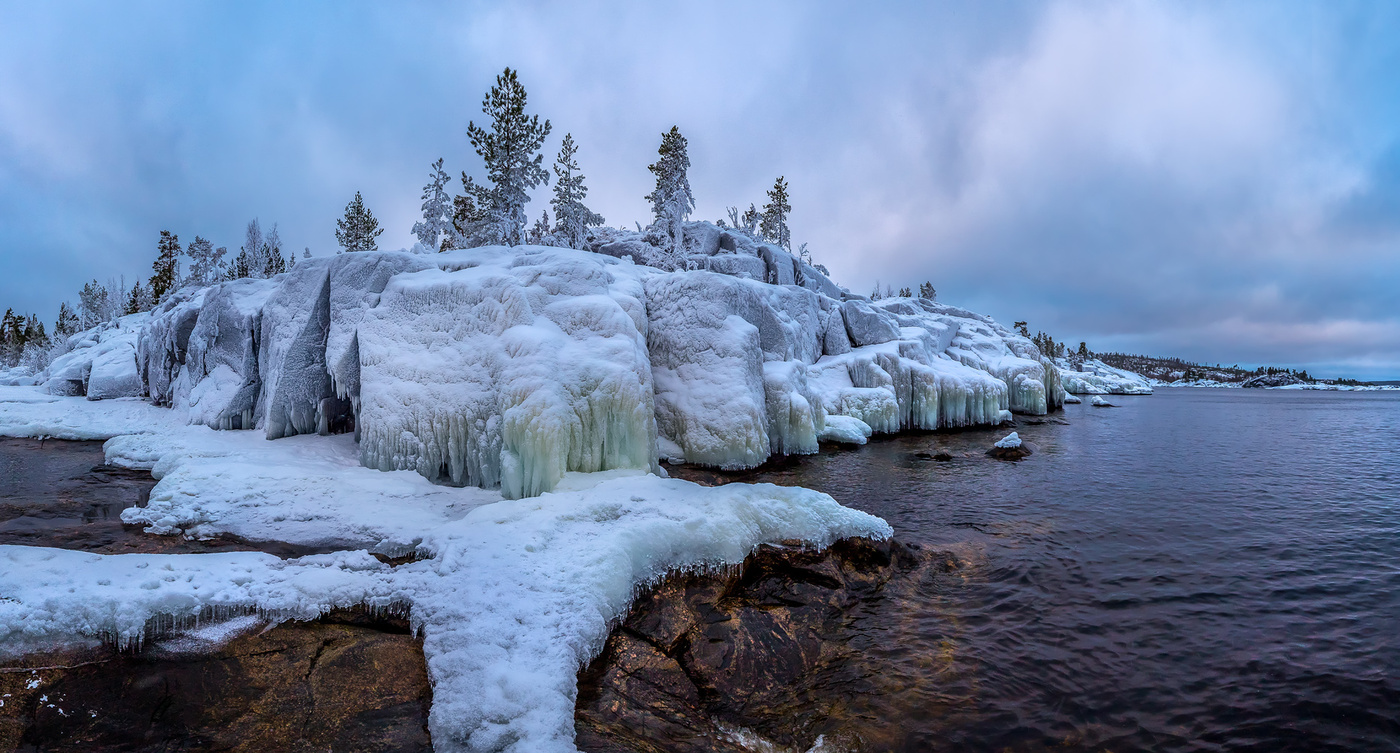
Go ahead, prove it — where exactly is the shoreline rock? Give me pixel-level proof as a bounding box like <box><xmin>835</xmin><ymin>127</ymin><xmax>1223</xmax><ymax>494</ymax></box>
<box><xmin>575</xmin><ymin>536</ymin><xmax>917</xmax><ymax>753</ymax></box>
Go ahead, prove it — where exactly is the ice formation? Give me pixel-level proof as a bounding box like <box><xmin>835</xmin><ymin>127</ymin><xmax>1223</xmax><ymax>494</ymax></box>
<box><xmin>26</xmin><ymin>224</ymin><xmax>1066</xmax><ymax>490</ymax></box>
<box><xmin>2</xmin><ymin>221</ymin><xmax>1075</xmax><ymax>752</ymax></box>
<box><xmin>995</xmin><ymin>431</ymin><xmax>1022</xmax><ymax>448</ymax></box>
<box><xmin>1056</xmin><ymin>358</ymin><xmax>1154</xmax><ymax>395</ymax></box>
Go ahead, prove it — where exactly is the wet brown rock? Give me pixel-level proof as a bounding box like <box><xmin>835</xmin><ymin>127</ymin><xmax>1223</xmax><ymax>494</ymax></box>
<box><xmin>575</xmin><ymin>536</ymin><xmax>916</xmax><ymax>753</ymax></box>
<box><xmin>0</xmin><ymin>609</ymin><xmax>431</xmax><ymax>753</ymax></box>
<box><xmin>986</xmin><ymin>444</ymin><xmax>1033</xmax><ymax>460</ymax></box>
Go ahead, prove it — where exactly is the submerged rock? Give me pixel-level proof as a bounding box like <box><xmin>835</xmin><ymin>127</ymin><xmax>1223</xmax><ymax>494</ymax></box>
<box><xmin>575</xmin><ymin>536</ymin><xmax>916</xmax><ymax>753</ymax></box>
<box><xmin>0</xmin><ymin>609</ymin><xmax>432</xmax><ymax>753</ymax></box>
<box><xmin>987</xmin><ymin>431</ymin><xmax>1032</xmax><ymax>460</ymax></box>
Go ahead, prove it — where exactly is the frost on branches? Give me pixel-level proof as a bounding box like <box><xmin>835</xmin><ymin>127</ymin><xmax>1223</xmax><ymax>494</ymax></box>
<box><xmin>549</xmin><ymin>133</ymin><xmax>605</xmax><ymax>249</ymax></box>
<box><xmin>645</xmin><ymin>126</ymin><xmax>695</xmax><ymax>251</ymax></box>
<box><xmin>412</xmin><ymin>158</ymin><xmax>460</xmax><ymax>252</ymax></box>
<box><xmin>460</xmin><ymin>67</ymin><xmax>552</xmax><ymax>247</ymax></box>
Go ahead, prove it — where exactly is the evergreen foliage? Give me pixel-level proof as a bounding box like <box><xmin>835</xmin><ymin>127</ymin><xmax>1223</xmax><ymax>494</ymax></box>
<box><xmin>336</xmin><ymin>192</ymin><xmax>384</xmax><ymax>252</ymax></box>
<box><xmin>898</xmin><ymin>286</ymin><xmax>912</xmax><ymax>297</ymax></box>
<box><xmin>124</xmin><ymin>280</ymin><xmax>152</xmax><ymax>314</ymax></box>
<box><xmin>549</xmin><ymin>134</ymin><xmax>605</xmax><ymax>249</ymax></box>
<box><xmin>528</xmin><ymin>210</ymin><xmax>551</xmax><ymax>244</ymax></box>
<box><xmin>759</xmin><ymin>176</ymin><xmax>791</xmax><ymax>249</ymax></box>
<box><xmin>185</xmin><ymin>236</ymin><xmax>226</xmax><ymax>288</ymax></box>
<box><xmin>78</xmin><ymin>280</ymin><xmax>109</xmax><ymax>329</ymax></box>
<box><xmin>918</xmin><ymin>282</ymin><xmax>936</xmax><ymax>300</ymax></box>
<box><xmin>54</xmin><ymin>301</ymin><xmax>79</xmax><ymax>338</ymax></box>
<box><xmin>462</xmin><ymin>68</ymin><xmax>552</xmax><ymax>247</ymax></box>
<box><xmin>413</xmin><ymin>158</ymin><xmax>459</xmax><ymax>251</ymax></box>
<box><xmin>645</xmin><ymin>126</ymin><xmax>694</xmax><ymax>250</ymax></box>
<box><xmin>149</xmin><ymin>230</ymin><xmax>180</xmax><ymax>304</ymax></box>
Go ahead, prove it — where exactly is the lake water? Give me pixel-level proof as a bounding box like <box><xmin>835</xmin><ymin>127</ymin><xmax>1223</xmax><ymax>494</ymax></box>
<box><xmin>722</xmin><ymin>387</ymin><xmax>1400</xmax><ymax>752</ymax></box>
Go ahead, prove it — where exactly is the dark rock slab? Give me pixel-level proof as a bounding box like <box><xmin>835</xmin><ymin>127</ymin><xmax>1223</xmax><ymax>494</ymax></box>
<box><xmin>575</xmin><ymin>536</ymin><xmax>916</xmax><ymax>753</ymax></box>
<box><xmin>0</xmin><ymin>609</ymin><xmax>431</xmax><ymax>753</ymax></box>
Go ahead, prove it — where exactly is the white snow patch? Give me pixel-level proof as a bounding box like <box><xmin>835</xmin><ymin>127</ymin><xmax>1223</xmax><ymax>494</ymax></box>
<box><xmin>994</xmin><ymin>432</ymin><xmax>1022</xmax><ymax>449</ymax></box>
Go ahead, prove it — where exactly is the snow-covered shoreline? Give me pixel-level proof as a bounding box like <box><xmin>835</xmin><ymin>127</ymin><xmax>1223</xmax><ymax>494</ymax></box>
<box><xmin>1</xmin><ymin>229</ymin><xmax>1067</xmax><ymax>752</ymax></box>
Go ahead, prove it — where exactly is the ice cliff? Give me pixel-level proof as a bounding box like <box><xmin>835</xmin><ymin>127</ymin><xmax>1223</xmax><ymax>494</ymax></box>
<box><xmin>50</xmin><ymin>222</ymin><xmax>1063</xmax><ymax>498</ymax></box>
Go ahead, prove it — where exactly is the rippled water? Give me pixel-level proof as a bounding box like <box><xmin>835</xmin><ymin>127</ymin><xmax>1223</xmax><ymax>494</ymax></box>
<box><xmin>726</xmin><ymin>388</ymin><xmax>1400</xmax><ymax>752</ymax></box>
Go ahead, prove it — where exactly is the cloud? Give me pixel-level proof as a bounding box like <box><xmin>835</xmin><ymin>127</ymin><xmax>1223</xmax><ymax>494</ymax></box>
<box><xmin>0</xmin><ymin>1</ymin><xmax>1397</xmax><ymax>378</ymax></box>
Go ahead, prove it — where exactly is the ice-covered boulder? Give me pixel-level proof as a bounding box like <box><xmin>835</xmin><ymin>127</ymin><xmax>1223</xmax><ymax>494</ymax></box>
<box><xmin>702</xmin><ymin>253</ymin><xmax>768</xmax><ymax>281</ymax></box>
<box><xmin>181</xmin><ymin>277</ymin><xmax>279</xmax><ymax>429</ymax></box>
<box><xmin>139</xmin><ymin>287</ymin><xmax>207</xmax><ymax>406</ymax></box>
<box><xmin>1057</xmin><ymin>358</ymin><xmax>1153</xmax><ymax>395</ymax></box>
<box><xmin>43</xmin><ymin>313</ymin><xmax>148</xmax><ymax>399</ymax></box>
<box><xmin>356</xmin><ymin>246</ymin><xmax>660</xmax><ymax>498</ymax></box>
<box><xmin>257</xmin><ymin>258</ymin><xmax>337</xmax><ymax>439</ymax></box>
<box><xmin>841</xmin><ymin>299</ymin><xmax>902</xmax><ymax>347</ymax></box>
<box><xmin>325</xmin><ymin>251</ymin><xmax>437</xmax><ymax>423</ymax></box>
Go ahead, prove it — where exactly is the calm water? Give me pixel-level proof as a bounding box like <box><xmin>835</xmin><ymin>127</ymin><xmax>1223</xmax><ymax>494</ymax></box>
<box><xmin>735</xmin><ymin>388</ymin><xmax>1400</xmax><ymax>752</ymax></box>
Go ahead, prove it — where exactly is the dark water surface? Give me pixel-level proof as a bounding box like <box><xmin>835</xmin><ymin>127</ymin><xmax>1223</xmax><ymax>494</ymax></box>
<box><xmin>717</xmin><ymin>388</ymin><xmax>1400</xmax><ymax>752</ymax></box>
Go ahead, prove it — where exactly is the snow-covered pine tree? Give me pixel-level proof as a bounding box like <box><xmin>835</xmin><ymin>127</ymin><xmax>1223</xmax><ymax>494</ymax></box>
<box><xmin>78</xmin><ymin>280</ymin><xmax>108</xmax><ymax>329</ymax></box>
<box><xmin>898</xmin><ymin>286</ymin><xmax>911</xmax><ymax>297</ymax></box>
<box><xmin>243</xmin><ymin>220</ymin><xmax>268</xmax><ymax>279</ymax></box>
<box><xmin>336</xmin><ymin>191</ymin><xmax>384</xmax><ymax>252</ymax></box>
<box><xmin>528</xmin><ymin>210</ymin><xmax>550</xmax><ymax>244</ymax></box>
<box><xmin>759</xmin><ymin>176</ymin><xmax>791</xmax><ymax>250</ymax></box>
<box><xmin>918</xmin><ymin>281</ymin><xmax>936</xmax><ymax>300</ymax></box>
<box><xmin>549</xmin><ymin>133</ymin><xmax>605</xmax><ymax>249</ymax></box>
<box><xmin>413</xmin><ymin>158</ymin><xmax>459</xmax><ymax>251</ymax></box>
<box><xmin>452</xmin><ymin>173</ymin><xmax>492</xmax><ymax>247</ymax></box>
<box><xmin>645</xmin><ymin>126</ymin><xmax>695</xmax><ymax>251</ymax></box>
<box><xmin>464</xmin><ymin>68</ymin><xmax>552</xmax><ymax>247</ymax></box>
<box><xmin>125</xmin><ymin>280</ymin><xmax>152</xmax><ymax>314</ymax></box>
<box><xmin>54</xmin><ymin>301</ymin><xmax>79</xmax><ymax>338</ymax></box>
<box><xmin>262</xmin><ymin>224</ymin><xmax>287</xmax><ymax>276</ymax></box>
<box><xmin>185</xmin><ymin>236</ymin><xmax>226</xmax><ymax>288</ymax></box>
<box><xmin>149</xmin><ymin>230</ymin><xmax>181</xmax><ymax>304</ymax></box>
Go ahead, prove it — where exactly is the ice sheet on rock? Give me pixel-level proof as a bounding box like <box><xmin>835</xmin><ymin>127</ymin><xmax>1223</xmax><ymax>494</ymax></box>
<box><xmin>116</xmin><ymin>431</ymin><xmax>497</xmax><ymax>554</ymax></box>
<box><xmin>0</xmin><ymin>386</ymin><xmax>182</xmax><ymax>440</ymax></box>
<box><xmin>1063</xmin><ymin>393</ymin><xmax>1082</xmax><ymax>403</ymax></box>
<box><xmin>181</xmin><ymin>277</ymin><xmax>278</xmax><ymax>429</ymax></box>
<box><xmin>402</xmin><ymin>472</ymin><xmax>892</xmax><ymax>753</ymax></box>
<box><xmin>761</xmin><ymin>360</ymin><xmax>825</xmax><ymax>457</ymax></box>
<box><xmin>43</xmin><ymin>314</ymin><xmax>149</xmax><ymax>399</ymax></box>
<box><xmin>139</xmin><ymin>288</ymin><xmax>208</xmax><ymax>407</ymax></box>
<box><xmin>257</xmin><ymin>259</ymin><xmax>335</xmax><ymax>439</ymax></box>
<box><xmin>840</xmin><ymin>299</ymin><xmax>901</xmax><ymax>347</ymax></box>
<box><xmin>995</xmin><ymin>431</ymin><xmax>1022</xmax><ymax>448</ymax></box>
<box><xmin>0</xmin><ymin>546</ymin><xmax>395</xmax><ymax>655</ymax></box>
<box><xmin>818</xmin><ymin>414</ymin><xmax>871</xmax><ymax>445</ymax></box>
<box><xmin>357</xmin><ymin>246</ymin><xmax>660</xmax><ymax>498</ymax></box>
<box><xmin>324</xmin><ymin>252</ymin><xmax>437</xmax><ymax>419</ymax></box>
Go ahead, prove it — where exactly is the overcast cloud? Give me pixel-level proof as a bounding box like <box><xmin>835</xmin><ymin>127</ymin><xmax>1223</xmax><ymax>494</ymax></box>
<box><xmin>2</xmin><ymin>1</ymin><xmax>1397</xmax><ymax>377</ymax></box>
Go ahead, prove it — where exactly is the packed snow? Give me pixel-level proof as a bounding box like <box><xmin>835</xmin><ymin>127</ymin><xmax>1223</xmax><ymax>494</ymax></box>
<box><xmin>1</xmin><ymin>222</ymin><xmax>1071</xmax><ymax>752</ymax></box>
<box><xmin>994</xmin><ymin>431</ymin><xmax>1022</xmax><ymax>449</ymax></box>
<box><xmin>1090</xmin><ymin>395</ymin><xmax>1114</xmax><ymax>407</ymax></box>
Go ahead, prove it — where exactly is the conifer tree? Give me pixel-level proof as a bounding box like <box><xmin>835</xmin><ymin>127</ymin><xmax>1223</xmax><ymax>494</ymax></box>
<box><xmin>262</xmin><ymin>224</ymin><xmax>287</xmax><ymax>276</ymax></box>
<box><xmin>898</xmin><ymin>286</ymin><xmax>912</xmax><ymax>297</ymax></box>
<box><xmin>528</xmin><ymin>210</ymin><xmax>551</xmax><ymax>244</ymax></box>
<box><xmin>645</xmin><ymin>126</ymin><xmax>694</xmax><ymax>251</ymax></box>
<box><xmin>918</xmin><ymin>281</ymin><xmax>936</xmax><ymax>300</ymax></box>
<box><xmin>78</xmin><ymin>280</ymin><xmax>108</xmax><ymax>329</ymax></box>
<box><xmin>55</xmin><ymin>301</ymin><xmax>79</xmax><ymax>338</ymax></box>
<box><xmin>149</xmin><ymin>230</ymin><xmax>180</xmax><ymax>304</ymax></box>
<box><xmin>243</xmin><ymin>219</ymin><xmax>267</xmax><ymax>278</ymax></box>
<box><xmin>186</xmin><ymin>236</ymin><xmax>226</xmax><ymax>288</ymax></box>
<box><xmin>125</xmin><ymin>280</ymin><xmax>151</xmax><ymax>314</ymax></box>
<box><xmin>759</xmin><ymin>176</ymin><xmax>791</xmax><ymax>250</ymax></box>
<box><xmin>413</xmin><ymin>158</ymin><xmax>459</xmax><ymax>251</ymax></box>
<box><xmin>463</xmin><ymin>68</ymin><xmax>552</xmax><ymax>247</ymax></box>
<box><xmin>549</xmin><ymin>134</ymin><xmax>605</xmax><ymax>249</ymax></box>
<box><xmin>336</xmin><ymin>191</ymin><xmax>384</xmax><ymax>252</ymax></box>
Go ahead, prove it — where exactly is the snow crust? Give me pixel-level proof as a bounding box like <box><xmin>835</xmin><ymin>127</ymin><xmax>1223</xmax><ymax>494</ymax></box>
<box><xmin>43</xmin><ymin>313</ymin><xmax>148</xmax><ymax>399</ymax></box>
<box><xmin>994</xmin><ymin>431</ymin><xmax>1022</xmax><ymax>449</ymax></box>
<box><xmin>0</xmin><ymin>386</ymin><xmax>181</xmax><ymax>440</ymax></box>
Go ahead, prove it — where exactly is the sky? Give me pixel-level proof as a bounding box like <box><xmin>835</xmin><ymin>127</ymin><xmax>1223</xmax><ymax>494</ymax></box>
<box><xmin>2</xmin><ymin>1</ymin><xmax>1398</xmax><ymax>379</ymax></box>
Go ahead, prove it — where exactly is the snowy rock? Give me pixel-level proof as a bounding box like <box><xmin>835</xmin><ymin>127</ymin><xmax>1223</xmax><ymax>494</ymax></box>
<box><xmin>181</xmin><ymin>277</ymin><xmax>278</xmax><ymax>430</ymax></box>
<box><xmin>596</xmin><ymin>239</ymin><xmax>684</xmax><ymax>272</ymax></box>
<box><xmin>703</xmin><ymin>253</ymin><xmax>768</xmax><ymax>281</ymax></box>
<box><xmin>757</xmin><ymin>244</ymin><xmax>798</xmax><ymax>286</ymax></box>
<box><xmin>86</xmin><ymin>340</ymin><xmax>144</xmax><ymax>401</ymax></box>
<box><xmin>139</xmin><ymin>288</ymin><xmax>207</xmax><ymax>406</ymax></box>
<box><xmin>1241</xmin><ymin>372</ymin><xmax>1308</xmax><ymax>388</ymax></box>
<box><xmin>680</xmin><ymin>221</ymin><xmax>723</xmax><ymax>256</ymax></box>
<box><xmin>257</xmin><ymin>258</ymin><xmax>335</xmax><ymax>439</ymax></box>
<box><xmin>356</xmin><ymin>246</ymin><xmax>660</xmax><ymax>498</ymax></box>
<box><xmin>987</xmin><ymin>430</ymin><xmax>1032</xmax><ymax>460</ymax></box>
<box><xmin>762</xmin><ymin>360</ymin><xmax>825</xmax><ymax>457</ymax></box>
<box><xmin>1064</xmin><ymin>393</ymin><xmax>1082</xmax><ymax>404</ymax></box>
<box><xmin>1090</xmin><ymin>395</ymin><xmax>1114</xmax><ymax>407</ymax></box>
<box><xmin>1057</xmin><ymin>358</ymin><xmax>1153</xmax><ymax>395</ymax></box>
<box><xmin>324</xmin><ymin>251</ymin><xmax>436</xmax><ymax>423</ymax></box>
<box><xmin>840</xmin><ymin>299</ymin><xmax>901</xmax><ymax>347</ymax></box>
<box><xmin>818</xmin><ymin>414</ymin><xmax>872</xmax><ymax>445</ymax></box>
<box><xmin>44</xmin><ymin>314</ymin><xmax>148</xmax><ymax>399</ymax></box>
